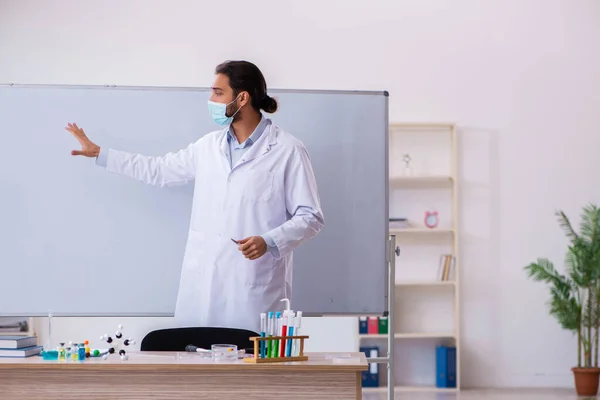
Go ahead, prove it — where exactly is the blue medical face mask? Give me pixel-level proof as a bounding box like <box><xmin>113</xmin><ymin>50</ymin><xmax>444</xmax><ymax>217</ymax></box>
<box><xmin>207</xmin><ymin>95</ymin><xmax>241</xmax><ymax>126</ymax></box>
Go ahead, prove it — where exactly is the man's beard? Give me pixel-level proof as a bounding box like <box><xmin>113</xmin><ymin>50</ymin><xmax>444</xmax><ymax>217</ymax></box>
<box><xmin>226</xmin><ymin>102</ymin><xmax>242</xmax><ymax>122</ymax></box>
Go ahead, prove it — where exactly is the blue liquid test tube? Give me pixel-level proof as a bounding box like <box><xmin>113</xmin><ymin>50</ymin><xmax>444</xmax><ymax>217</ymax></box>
<box><xmin>259</xmin><ymin>313</ymin><xmax>266</xmax><ymax>358</ymax></box>
<box><xmin>286</xmin><ymin>315</ymin><xmax>295</xmax><ymax>357</ymax></box>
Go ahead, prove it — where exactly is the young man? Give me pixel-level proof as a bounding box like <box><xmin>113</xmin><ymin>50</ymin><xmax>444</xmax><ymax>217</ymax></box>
<box><xmin>65</xmin><ymin>61</ymin><xmax>324</xmax><ymax>333</ymax></box>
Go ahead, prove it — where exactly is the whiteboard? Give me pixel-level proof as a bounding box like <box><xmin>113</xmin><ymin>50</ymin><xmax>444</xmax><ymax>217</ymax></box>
<box><xmin>0</xmin><ymin>84</ymin><xmax>389</xmax><ymax>317</ymax></box>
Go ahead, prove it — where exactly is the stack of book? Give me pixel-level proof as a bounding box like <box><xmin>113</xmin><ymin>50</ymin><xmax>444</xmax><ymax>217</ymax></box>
<box><xmin>0</xmin><ymin>335</ymin><xmax>42</xmax><ymax>358</ymax></box>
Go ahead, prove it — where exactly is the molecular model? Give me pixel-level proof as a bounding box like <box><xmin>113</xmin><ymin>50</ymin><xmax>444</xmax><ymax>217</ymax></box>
<box><xmin>100</xmin><ymin>325</ymin><xmax>135</xmax><ymax>361</ymax></box>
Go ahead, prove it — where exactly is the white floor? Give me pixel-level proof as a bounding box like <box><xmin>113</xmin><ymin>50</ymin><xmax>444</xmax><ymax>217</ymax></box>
<box><xmin>362</xmin><ymin>388</ymin><xmax>596</xmax><ymax>400</ymax></box>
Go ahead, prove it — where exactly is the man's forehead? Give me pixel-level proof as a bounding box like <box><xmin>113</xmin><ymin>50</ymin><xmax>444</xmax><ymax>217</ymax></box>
<box><xmin>211</xmin><ymin>74</ymin><xmax>230</xmax><ymax>90</ymax></box>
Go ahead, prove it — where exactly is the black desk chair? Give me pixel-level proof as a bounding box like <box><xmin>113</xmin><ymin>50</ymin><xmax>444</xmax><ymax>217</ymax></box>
<box><xmin>140</xmin><ymin>327</ymin><xmax>259</xmax><ymax>353</ymax></box>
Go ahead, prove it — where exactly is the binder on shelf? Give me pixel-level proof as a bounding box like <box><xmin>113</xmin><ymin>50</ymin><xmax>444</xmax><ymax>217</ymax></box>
<box><xmin>359</xmin><ymin>346</ymin><xmax>380</xmax><ymax>387</ymax></box>
<box><xmin>438</xmin><ymin>254</ymin><xmax>455</xmax><ymax>281</ymax></box>
<box><xmin>378</xmin><ymin>316</ymin><xmax>388</xmax><ymax>334</ymax></box>
<box><xmin>436</xmin><ymin>345</ymin><xmax>457</xmax><ymax>388</ymax></box>
<box><xmin>358</xmin><ymin>317</ymin><xmax>368</xmax><ymax>334</ymax></box>
<box><xmin>367</xmin><ymin>317</ymin><xmax>379</xmax><ymax>334</ymax></box>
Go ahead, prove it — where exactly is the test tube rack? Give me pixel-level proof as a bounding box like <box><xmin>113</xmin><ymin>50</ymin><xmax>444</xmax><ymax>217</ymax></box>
<box><xmin>244</xmin><ymin>335</ymin><xmax>309</xmax><ymax>363</ymax></box>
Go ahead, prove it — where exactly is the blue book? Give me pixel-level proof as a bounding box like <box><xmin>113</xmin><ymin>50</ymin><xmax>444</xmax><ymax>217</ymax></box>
<box><xmin>0</xmin><ymin>335</ymin><xmax>37</xmax><ymax>349</ymax></box>
<box><xmin>0</xmin><ymin>345</ymin><xmax>42</xmax><ymax>358</ymax></box>
<box><xmin>359</xmin><ymin>346</ymin><xmax>379</xmax><ymax>387</ymax></box>
<box><xmin>358</xmin><ymin>317</ymin><xmax>368</xmax><ymax>334</ymax></box>
<box><xmin>447</xmin><ymin>346</ymin><xmax>457</xmax><ymax>387</ymax></box>
<box><xmin>436</xmin><ymin>346</ymin><xmax>457</xmax><ymax>388</ymax></box>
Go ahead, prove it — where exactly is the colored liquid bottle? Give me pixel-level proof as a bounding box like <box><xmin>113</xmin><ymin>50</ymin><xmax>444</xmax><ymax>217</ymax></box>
<box><xmin>58</xmin><ymin>343</ymin><xmax>66</xmax><ymax>362</ymax></box>
<box><xmin>71</xmin><ymin>345</ymin><xmax>78</xmax><ymax>361</ymax></box>
<box><xmin>78</xmin><ymin>344</ymin><xmax>86</xmax><ymax>361</ymax></box>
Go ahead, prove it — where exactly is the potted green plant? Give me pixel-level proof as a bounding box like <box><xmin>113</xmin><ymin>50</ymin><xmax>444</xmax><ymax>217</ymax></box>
<box><xmin>524</xmin><ymin>204</ymin><xmax>600</xmax><ymax>396</ymax></box>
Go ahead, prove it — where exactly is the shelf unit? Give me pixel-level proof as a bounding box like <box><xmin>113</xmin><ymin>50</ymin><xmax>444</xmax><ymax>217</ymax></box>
<box><xmin>389</xmin><ymin>227</ymin><xmax>454</xmax><ymax>235</ymax></box>
<box><xmin>359</xmin><ymin>333</ymin><xmax>456</xmax><ymax>339</ymax></box>
<box><xmin>358</xmin><ymin>122</ymin><xmax>460</xmax><ymax>394</ymax></box>
<box><xmin>363</xmin><ymin>386</ymin><xmax>458</xmax><ymax>394</ymax></box>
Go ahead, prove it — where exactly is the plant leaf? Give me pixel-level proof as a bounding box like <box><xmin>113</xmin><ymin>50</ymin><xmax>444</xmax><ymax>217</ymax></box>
<box><xmin>556</xmin><ymin>209</ymin><xmax>579</xmax><ymax>242</ymax></box>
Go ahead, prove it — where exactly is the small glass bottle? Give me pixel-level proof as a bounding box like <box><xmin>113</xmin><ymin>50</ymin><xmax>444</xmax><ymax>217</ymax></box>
<box><xmin>78</xmin><ymin>343</ymin><xmax>86</xmax><ymax>361</ymax></box>
<box><xmin>58</xmin><ymin>342</ymin><xmax>66</xmax><ymax>362</ymax></box>
<box><xmin>71</xmin><ymin>345</ymin><xmax>78</xmax><ymax>361</ymax></box>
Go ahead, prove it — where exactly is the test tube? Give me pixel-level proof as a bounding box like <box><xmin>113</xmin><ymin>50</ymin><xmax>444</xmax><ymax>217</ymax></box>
<box><xmin>273</xmin><ymin>312</ymin><xmax>281</xmax><ymax>358</ymax></box>
<box><xmin>286</xmin><ymin>314</ymin><xmax>294</xmax><ymax>357</ymax></box>
<box><xmin>267</xmin><ymin>312</ymin><xmax>273</xmax><ymax>358</ymax></box>
<box><xmin>280</xmin><ymin>312</ymin><xmax>287</xmax><ymax>358</ymax></box>
<box><xmin>260</xmin><ymin>313</ymin><xmax>266</xmax><ymax>359</ymax></box>
<box><xmin>293</xmin><ymin>311</ymin><xmax>302</xmax><ymax>357</ymax></box>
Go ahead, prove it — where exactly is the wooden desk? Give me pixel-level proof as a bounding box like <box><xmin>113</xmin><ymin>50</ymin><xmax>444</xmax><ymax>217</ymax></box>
<box><xmin>0</xmin><ymin>351</ymin><xmax>367</xmax><ymax>399</ymax></box>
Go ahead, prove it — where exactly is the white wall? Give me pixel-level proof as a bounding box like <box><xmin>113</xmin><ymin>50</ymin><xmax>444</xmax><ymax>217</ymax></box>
<box><xmin>2</xmin><ymin>0</ymin><xmax>600</xmax><ymax>389</ymax></box>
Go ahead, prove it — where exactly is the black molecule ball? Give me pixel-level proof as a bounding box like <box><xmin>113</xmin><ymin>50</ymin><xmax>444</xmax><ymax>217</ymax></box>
<box><xmin>119</xmin><ymin>350</ymin><xmax>126</xmax><ymax>356</ymax></box>
<box><xmin>108</xmin><ymin>347</ymin><xmax>115</xmax><ymax>354</ymax></box>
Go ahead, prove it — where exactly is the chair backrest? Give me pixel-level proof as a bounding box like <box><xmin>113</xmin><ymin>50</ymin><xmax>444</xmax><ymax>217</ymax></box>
<box><xmin>140</xmin><ymin>327</ymin><xmax>259</xmax><ymax>352</ymax></box>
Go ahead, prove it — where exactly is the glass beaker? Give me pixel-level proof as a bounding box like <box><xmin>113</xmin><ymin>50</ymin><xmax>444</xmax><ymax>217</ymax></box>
<box><xmin>211</xmin><ymin>344</ymin><xmax>238</xmax><ymax>362</ymax></box>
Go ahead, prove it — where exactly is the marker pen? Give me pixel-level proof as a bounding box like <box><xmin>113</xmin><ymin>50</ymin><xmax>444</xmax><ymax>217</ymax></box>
<box><xmin>260</xmin><ymin>313</ymin><xmax>266</xmax><ymax>359</ymax></box>
<box><xmin>286</xmin><ymin>314</ymin><xmax>294</xmax><ymax>357</ymax></box>
<box><xmin>267</xmin><ymin>312</ymin><xmax>273</xmax><ymax>358</ymax></box>
<box><xmin>274</xmin><ymin>312</ymin><xmax>281</xmax><ymax>358</ymax></box>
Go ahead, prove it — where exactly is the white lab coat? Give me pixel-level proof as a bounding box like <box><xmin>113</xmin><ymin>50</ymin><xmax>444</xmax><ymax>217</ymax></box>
<box><xmin>98</xmin><ymin>121</ymin><xmax>324</xmax><ymax>333</ymax></box>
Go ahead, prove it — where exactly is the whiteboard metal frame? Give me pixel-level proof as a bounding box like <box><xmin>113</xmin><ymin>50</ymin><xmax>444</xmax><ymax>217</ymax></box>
<box><xmin>0</xmin><ymin>83</ymin><xmax>388</xmax><ymax>96</ymax></box>
<box><xmin>366</xmin><ymin>235</ymin><xmax>397</xmax><ymax>400</ymax></box>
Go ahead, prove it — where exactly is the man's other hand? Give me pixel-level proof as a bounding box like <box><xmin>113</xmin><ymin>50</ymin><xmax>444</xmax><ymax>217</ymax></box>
<box><xmin>237</xmin><ymin>236</ymin><xmax>267</xmax><ymax>260</ymax></box>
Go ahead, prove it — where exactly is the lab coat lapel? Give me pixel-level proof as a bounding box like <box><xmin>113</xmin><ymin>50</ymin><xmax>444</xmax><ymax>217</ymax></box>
<box><xmin>218</xmin><ymin>127</ymin><xmax>233</xmax><ymax>172</ymax></box>
<box><xmin>234</xmin><ymin>123</ymin><xmax>277</xmax><ymax>168</ymax></box>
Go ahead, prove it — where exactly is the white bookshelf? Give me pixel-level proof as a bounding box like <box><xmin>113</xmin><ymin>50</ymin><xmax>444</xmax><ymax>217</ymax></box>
<box><xmin>358</xmin><ymin>122</ymin><xmax>460</xmax><ymax>394</ymax></box>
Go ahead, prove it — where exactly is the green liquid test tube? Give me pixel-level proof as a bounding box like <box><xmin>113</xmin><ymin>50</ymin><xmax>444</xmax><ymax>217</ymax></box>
<box><xmin>267</xmin><ymin>312</ymin><xmax>273</xmax><ymax>358</ymax></box>
<box><xmin>273</xmin><ymin>312</ymin><xmax>281</xmax><ymax>358</ymax></box>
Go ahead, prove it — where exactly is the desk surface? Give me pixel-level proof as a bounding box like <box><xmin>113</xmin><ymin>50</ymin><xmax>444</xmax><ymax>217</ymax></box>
<box><xmin>0</xmin><ymin>352</ymin><xmax>366</xmax><ymax>399</ymax></box>
<box><xmin>0</xmin><ymin>351</ymin><xmax>368</xmax><ymax>372</ymax></box>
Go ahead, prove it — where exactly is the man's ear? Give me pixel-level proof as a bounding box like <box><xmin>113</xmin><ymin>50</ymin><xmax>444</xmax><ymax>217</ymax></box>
<box><xmin>238</xmin><ymin>91</ymin><xmax>250</xmax><ymax>107</ymax></box>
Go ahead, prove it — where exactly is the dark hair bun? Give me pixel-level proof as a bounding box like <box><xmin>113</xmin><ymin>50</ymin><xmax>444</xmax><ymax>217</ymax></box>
<box><xmin>262</xmin><ymin>95</ymin><xmax>278</xmax><ymax>113</ymax></box>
